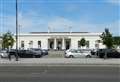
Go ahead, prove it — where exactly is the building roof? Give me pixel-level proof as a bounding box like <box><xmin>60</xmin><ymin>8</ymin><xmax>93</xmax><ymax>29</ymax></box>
<box><xmin>17</xmin><ymin>32</ymin><xmax>102</xmax><ymax>37</ymax></box>
<box><xmin>30</xmin><ymin>32</ymin><xmax>89</xmax><ymax>34</ymax></box>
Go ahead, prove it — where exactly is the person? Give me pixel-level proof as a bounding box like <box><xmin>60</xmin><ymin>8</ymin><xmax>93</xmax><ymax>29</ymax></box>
<box><xmin>8</xmin><ymin>50</ymin><xmax>11</xmax><ymax>61</ymax></box>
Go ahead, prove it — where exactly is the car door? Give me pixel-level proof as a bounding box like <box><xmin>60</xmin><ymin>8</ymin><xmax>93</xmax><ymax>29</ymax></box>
<box><xmin>75</xmin><ymin>50</ymin><xmax>82</xmax><ymax>57</ymax></box>
<box><xmin>71</xmin><ymin>50</ymin><xmax>78</xmax><ymax>57</ymax></box>
<box><xmin>79</xmin><ymin>50</ymin><xmax>86</xmax><ymax>57</ymax></box>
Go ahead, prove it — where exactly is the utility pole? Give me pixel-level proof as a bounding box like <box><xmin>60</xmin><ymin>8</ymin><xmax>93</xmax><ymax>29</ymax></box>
<box><xmin>15</xmin><ymin>0</ymin><xmax>18</xmax><ymax>61</ymax></box>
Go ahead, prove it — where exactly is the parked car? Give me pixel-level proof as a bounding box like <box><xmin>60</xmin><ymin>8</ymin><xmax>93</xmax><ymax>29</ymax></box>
<box><xmin>19</xmin><ymin>50</ymin><xmax>36</xmax><ymax>58</ymax></box>
<box><xmin>29</xmin><ymin>48</ymin><xmax>43</xmax><ymax>57</ymax></box>
<box><xmin>0</xmin><ymin>50</ymin><xmax>9</xmax><ymax>58</ymax></box>
<box><xmin>96</xmin><ymin>49</ymin><xmax>120</xmax><ymax>58</ymax></box>
<box><xmin>91</xmin><ymin>49</ymin><xmax>98</xmax><ymax>55</ymax></box>
<box><xmin>65</xmin><ymin>49</ymin><xmax>91</xmax><ymax>58</ymax></box>
<box><xmin>42</xmin><ymin>49</ymin><xmax>48</xmax><ymax>55</ymax></box>
<box><xmin>30</xmin><ymin>48</ymin><xmax>48</xmax><ymax>56</ymax></box>
<box><xmin>9</xmin><ymin>49</ymin><xmax>35</xmax><ymax>58</ymax></box>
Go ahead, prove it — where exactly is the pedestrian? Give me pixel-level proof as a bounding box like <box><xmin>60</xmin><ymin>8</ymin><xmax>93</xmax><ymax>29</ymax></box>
<box><xmin>8</xmin><ymin>50</ymin><xmax>11</xmax><ymax>61</ymax></box>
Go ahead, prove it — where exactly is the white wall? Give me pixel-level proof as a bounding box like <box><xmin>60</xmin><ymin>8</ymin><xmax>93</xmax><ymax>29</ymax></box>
<box><xmin>70</xmin><ymin>35</ymin><xmax>105</xmax><ymax>49</ymax></box>
<box><xmin>13</xmin><ymin>35</ymin><xmax>49</xmax><ymax>49</ymax></box>
<box><xmin>12</xmin><ymin>33</ymin><xmax>105</xmax><ymax>49</ymax></box>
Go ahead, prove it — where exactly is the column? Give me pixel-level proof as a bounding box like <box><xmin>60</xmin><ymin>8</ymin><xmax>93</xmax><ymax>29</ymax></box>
<box><xmin>54</xmin><ymin>38</ymin><xmax>57</xmax><ymax>50</ymax></box>
<box><xmin>62</xmin><ymin>38</ymin><xmax>65</xmax><ymax>50</ymax></box>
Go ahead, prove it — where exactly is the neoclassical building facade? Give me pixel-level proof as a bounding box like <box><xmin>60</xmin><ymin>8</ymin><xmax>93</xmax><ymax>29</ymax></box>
<box><xmin>0</xmin><ymin>36</ymin><xmax>2</xmax><ymax>49</ymax></box>
<box><xmin>12</xmin><ymin>32</ymin><xmax>105</xmax><ymax>50</ymax></box>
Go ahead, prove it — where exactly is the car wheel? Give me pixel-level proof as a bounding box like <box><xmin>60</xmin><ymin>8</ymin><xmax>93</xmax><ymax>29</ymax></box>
<box><xmin>69</xmin><ymin>55</ymin><xmax>74</xmax><ymax>58</ymax></box>
<box><xmin>86</xmin><ymin>55</ymin><xmax>91</xmax><ymax>58</ymax></box>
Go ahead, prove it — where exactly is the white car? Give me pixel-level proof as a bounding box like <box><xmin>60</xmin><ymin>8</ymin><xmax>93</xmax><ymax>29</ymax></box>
<box><xmin>65</xmin><ymin>49</ymin><xmax>91</xmax><ymax>58</ymax></box>
<box><xmin>0</xmin><ymin>50</ymin><xmax>8</xmax><ymax>58</ymax></box>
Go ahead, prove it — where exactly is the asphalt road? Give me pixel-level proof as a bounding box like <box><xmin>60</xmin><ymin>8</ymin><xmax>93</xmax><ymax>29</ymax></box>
<box><xmin>0</xmin><ymin>65</ymin><xmax>119</xmax><ymax>82</ymax></box>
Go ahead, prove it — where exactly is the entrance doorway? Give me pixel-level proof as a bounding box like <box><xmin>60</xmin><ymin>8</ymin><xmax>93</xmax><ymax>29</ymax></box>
<box><xmin>65</xmin><ymin>39</ymin><xmax>71</xmax><ymax>50</ymax></box>
<box><xmin>50</xmin><ymin>41</ymin><xmax>54</xmax><ymax>49</ymax></box>
<box><xmin>48</xmin><ymin>39</ymin><xmax>54</xmax><ymax>49</ymax></box>
<box><xmin>57</xmin><ymin>41</ymin><xmax>62</xmax><ymax>50</ymax></box>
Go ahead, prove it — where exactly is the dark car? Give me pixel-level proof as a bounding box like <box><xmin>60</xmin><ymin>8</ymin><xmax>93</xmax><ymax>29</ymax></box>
<box><xmin>9</xmin><ymin>49</ymin><xmax>35</xmax><ymax>58</ymax></box>
<box><xmin>29</xmin><ymin>48</ymin><xmax>43</xmax><ymax>57</ymax></box>
<box><xmin>18</xmin><ymin>50</ymin><xmax>35</xmax><ymax>58</ymax></box>
<box><xmin>96</xmin><ymin>49</ymin><xmax>120</xmax><ymax>58</ymax></box>
<box><xmin>91</xmin><ymin>49</ymin><xmax>97</xmax><ymax>55</ymax></box>
<box><xmin>30</xmin><ymin>48</ymin><xmax>48</xmax><ymax>56</ymax></box>
<box><xmin>42</xmin><ymin>49</ymin><xmax>48</xmax><ymax>55</ymax></box>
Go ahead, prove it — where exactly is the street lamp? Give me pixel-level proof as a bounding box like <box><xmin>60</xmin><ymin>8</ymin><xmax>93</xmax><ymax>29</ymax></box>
<box><xmin>15</xmin><ymin>0</ymin><xmax>18</xmax><ymax>61</ymax></box>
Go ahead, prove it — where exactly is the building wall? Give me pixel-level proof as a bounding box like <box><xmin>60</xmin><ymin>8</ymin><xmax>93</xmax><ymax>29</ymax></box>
<box><xmin>0</xmin><ymin>38</ymin><xmax>2</xmax><ymax>49</ymax></box>
<box><xmin>70</xmin><ymin>35</ymin><xmax>104</xmax><ymax>49</ymax></box>
<box><xmin>12</xmin><ymin>32</ymin><xmax>105</xmax><ymax>49</ymax></box>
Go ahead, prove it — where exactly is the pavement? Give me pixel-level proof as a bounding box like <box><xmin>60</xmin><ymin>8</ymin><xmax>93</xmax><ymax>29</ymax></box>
<box><xmin>0</xmin><ymin>58</ymin><xmax>120</xmax><ymax>66</ymax></box>
<box><xmin>0</xmin><ymin>65</ymin><xmax>119</xmax><ymax>82</ymax></box>
<box><xmin>0</xmin><ymin>58</ymin><xmax>120</xmax><ymax>82</ymax></box>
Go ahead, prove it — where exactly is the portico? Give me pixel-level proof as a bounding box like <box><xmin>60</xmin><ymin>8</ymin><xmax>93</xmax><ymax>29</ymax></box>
<box><xmin>48</xmin><ymin>38</ymin><xmax>71</xmax><ymax>50</ymax></box>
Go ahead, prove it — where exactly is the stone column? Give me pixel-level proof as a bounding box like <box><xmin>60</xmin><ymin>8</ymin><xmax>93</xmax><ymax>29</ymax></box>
<box><xmin>62</xmin><ymin>38</ymin><xmax>65</xmax><ymax>50</ymax></box>
<box><xmin>54</xmin><ymin>38</ymin><xmax>57</xmax><ymax>50</ymax></box>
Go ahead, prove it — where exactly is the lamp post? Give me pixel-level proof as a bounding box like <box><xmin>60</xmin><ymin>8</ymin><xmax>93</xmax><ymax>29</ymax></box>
<box><xmin>15</xmin><ymin>0</ymin><xmax>18</xmax><ymax>61</ymax></box>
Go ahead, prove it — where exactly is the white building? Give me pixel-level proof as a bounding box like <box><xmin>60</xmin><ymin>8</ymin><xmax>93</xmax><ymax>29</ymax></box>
<box><xmin>0</xmin><ymin>36</ymin><xmax>2</xmax><ymax>49</ymax></box>
<box><xmin>13</xmin><ymin>32</ymin><xmax>105</xmax><ymax>50</ymax></box>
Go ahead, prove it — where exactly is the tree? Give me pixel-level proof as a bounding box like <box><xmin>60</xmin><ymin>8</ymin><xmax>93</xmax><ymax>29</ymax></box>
<box><xmin>2</xmin><ymin>32</ymin><xmax>15</xmax><ymax>49</ymax></box>
<box><xmin>79</xmin><ymin>38</ymin><xmax>86</xmax><ymax>48</ymax></box>
<box><xmin>100</xmin><ymin>28</ymin><xmax>113</xmax><ymax>49</ymax></box>
<box><xmin>113</xmin><ymin>36</ymin><xmax>120</xmax><ymax>48</ymax></box>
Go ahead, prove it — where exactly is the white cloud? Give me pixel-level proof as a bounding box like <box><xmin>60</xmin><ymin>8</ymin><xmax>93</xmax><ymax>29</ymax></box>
<box><xmin>0</xmin><ymin>12</ymin><xmax>48</xmax><ymax>33</ymax></box>
<box><xmin>1</xmin><ymin>12</ymin><xmax>119</xmax><ymax>35</ymax></box>
<box><xmin>47</xmin><ymin>16</ymin><xmax>119</xmax><ymax>35</ymax></box>
<box><xmin>48</xmin><ymin>17</ymin><xmax>73</xmax><ymax>31</ymax></box>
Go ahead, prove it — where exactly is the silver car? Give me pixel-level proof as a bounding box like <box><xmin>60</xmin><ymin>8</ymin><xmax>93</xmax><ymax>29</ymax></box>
<box><xmin>65</xmin><ymin>49</ymin><xmax>91</xmax><ymax>58</ymax></box>
<box><xmin>0</xmin><ymin>50</ymin><xmax>8</xmax><ymax>58</ymax></box>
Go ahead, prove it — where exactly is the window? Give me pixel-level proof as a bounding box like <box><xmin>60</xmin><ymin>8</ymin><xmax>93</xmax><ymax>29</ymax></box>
<box><xmin>29</xmin><ymin>41</ymin><xmax>33</xmax><ymax>48</ymax></box>
<box><xmin>38</xmin><ymin>41</ymin><xmax>41</xmax><ymax>48</ymax></box>
<box><xmin>95</xmin><ymin>44</ymin><xmax>99</xmax><ymax>49</ymax></box>
<box><xmin>86</xmin><ymin>41</ymin><xmax>89</xmax><ymax>48</ymax></box>
<box><xmin>21</xmin><ymin>41</ymin><xmax>24</xmax><ymax>49</ymax></box>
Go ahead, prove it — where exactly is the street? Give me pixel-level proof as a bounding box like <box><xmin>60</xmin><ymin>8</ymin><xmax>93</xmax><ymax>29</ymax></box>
<box><xmin>0</xmin><ymin>65</ymin><xmax>119</xmax><ymax>82</ymax></box>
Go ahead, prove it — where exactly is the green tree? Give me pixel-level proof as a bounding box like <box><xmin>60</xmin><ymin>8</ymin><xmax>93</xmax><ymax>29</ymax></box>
<box><xmin>79</xmin><ymin>38</ymin><xmax>86</xmax><ymax>48</ymax></box>
<box><xmin>113</xmin><ymin>36</ymin><xmax>120</xmax><ymax>48</ymax></box>
<box><xmin>2</xmin><ymin>32</ymin><xmax>15</xmax><ymax>49</ymax></box>
<box><xmin>100</xmin><ymin>28</ymin><xmax>113</xmax><ymax>49</ymax></box>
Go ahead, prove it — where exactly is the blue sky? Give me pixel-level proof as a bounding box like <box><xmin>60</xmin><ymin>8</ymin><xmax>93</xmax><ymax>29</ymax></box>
<box><xmin>0</xmin><ymin>0</ymin><xmax>120</xmax><ymax>36</ymax></box>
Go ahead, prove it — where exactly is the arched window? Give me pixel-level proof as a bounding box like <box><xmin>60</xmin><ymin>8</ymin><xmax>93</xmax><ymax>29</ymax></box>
<box><xmin>29</xmin><ymin>41</ymin><xmax>33</xmax><ymax>48</ymax></box>
<box><xmin>38</xmin><ymin>41</ymin><xmax>41</xmax><ymax>48</ymax></box>
<box><xmin>21</xmin><ymin>41</ymin><xmax>24</xmax><ymax>49</ymax></box>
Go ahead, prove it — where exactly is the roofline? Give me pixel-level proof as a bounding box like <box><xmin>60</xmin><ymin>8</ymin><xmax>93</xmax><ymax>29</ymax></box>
<box><xmin>14</xmin><ymin>32</ymin><xmax>102</xmax><ymax>36</ymax></box>
<box><xmin>30</xmin><ymin>32</ymin><xmax>89</xmax><ymax>34</ymax></box>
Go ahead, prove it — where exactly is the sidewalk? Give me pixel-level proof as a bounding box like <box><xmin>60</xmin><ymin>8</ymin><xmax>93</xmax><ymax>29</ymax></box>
<box><xmin>0</xmin><ymin>58</ymin><xmax>120</xmax><ymax>66</ymax></box>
